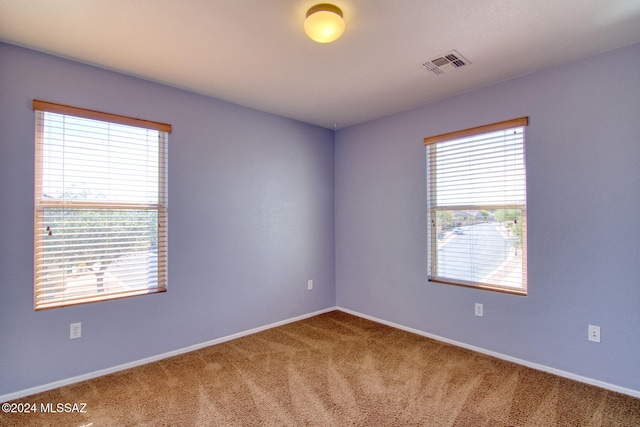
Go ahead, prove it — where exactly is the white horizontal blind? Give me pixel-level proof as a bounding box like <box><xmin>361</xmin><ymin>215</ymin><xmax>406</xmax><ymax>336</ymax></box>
<box><xmin>426</xmin><ymin>118</ymin><xmax>527</xmax><ymax>294</ymax></box>
<box><xmin>34</xmin><ymin>101</ymin><xmax>169</xmax><ymax>309</ymax></box>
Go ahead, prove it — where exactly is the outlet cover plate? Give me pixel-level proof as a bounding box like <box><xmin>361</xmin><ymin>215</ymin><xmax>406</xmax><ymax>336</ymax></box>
<box><xmin>475</xmin><ymin>303</ymin><xmax>483</xmax><ymax>317</ymax></box>
<box><xmin>70</xmin><ymin>322</ymin><xmax>81</xmax><ymax>339</ymax></box>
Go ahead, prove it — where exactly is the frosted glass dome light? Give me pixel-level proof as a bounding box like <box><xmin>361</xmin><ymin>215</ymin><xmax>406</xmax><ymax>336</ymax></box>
<box><xmin>304</xmin><ymin>4</ymin><xmax>345</xmax><ymax>43</ymax></box>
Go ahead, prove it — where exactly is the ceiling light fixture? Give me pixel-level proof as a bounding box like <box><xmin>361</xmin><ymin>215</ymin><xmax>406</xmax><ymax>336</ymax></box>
<box><xmin>304</xmin><ymin>3</ymin><xmax>345</xmax><ymax>43</ymax></box>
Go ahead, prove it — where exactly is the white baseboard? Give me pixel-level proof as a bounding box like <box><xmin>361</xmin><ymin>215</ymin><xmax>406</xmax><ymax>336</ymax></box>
<box><xmin>337</xmin><ymin>306</ymin><xmax>640</xmax><ymax>399</ymax></box>
<box><xmin>3</xmin><ymin>305</ymin><xmax>638</xmax><ymax>402</ymax></box>
<box><xmin>0</xmin><ymin>307</ymin><xmax>337</xmax><ymax>403</ymax></box>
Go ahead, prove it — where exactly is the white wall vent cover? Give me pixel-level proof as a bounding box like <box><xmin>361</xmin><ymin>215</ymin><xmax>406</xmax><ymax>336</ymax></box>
<box><xmin>422</xmin><ymin>50</ymin><xmax>471</xmax><ymax>75</ymax></box>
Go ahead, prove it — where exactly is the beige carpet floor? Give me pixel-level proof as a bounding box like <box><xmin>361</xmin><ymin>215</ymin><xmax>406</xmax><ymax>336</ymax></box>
<box><xmin>2</xmin><ymin>310</ymin><xmax>639</xmax><ymax>426</ymax></box>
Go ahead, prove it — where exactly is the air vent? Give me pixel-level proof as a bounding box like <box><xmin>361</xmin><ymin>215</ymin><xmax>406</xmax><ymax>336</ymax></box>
<box><xmin>422</xmin><ymin>50</ymin><xmax>470</xmax><ymax>75</ymax></box>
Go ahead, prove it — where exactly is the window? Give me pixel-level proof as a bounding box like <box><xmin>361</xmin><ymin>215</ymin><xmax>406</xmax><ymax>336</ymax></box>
<box><xmin>425</xmin><ymin>117</ymin><xmax>528</xmax><ymax>295</ymax></box>
<box><xmin>33</xmin><ymin>100</ymin><xmax>170</xmax><ymax>309</ymax></box>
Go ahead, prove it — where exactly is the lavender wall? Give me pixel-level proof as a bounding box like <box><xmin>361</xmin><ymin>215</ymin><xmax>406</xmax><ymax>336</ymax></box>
<box><xmin>2</xmin><ymin>40</ymin><xmax>639</xmax><ymax>398</ymax></box>
<box><xmin>335</xmin><ymin>42</ymin><xmax>640</xmax><ymax>392</ymax></box>
<box><xmin>0</xmin><ymin>43</ymin><xmax>335</xmax><ymax>397</ymax></box>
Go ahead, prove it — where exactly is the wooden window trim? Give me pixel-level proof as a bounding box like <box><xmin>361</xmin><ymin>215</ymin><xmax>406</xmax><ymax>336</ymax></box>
<box><xmin>33</xmin><ymin>100</ymin><xmax>172</xmax><ymax>134</ymax></box>
<box><xmin>424</xmin><ymin>117</ymin><xmax>528</xmax><ymax>146</ymax></box>
<box><xmin>426</xmin><ymin>117</ymin><xmax>528</xmax><ymax>295</ymax></box>
<box><xmin>33</xmin><ymin>102</ymin><xmax>169</xmax><ymax>310</ymax></box>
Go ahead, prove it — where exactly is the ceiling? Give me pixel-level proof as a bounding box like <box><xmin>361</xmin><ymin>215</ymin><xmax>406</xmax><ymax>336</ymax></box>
<box><xmin>1</xmin><ymin>1</ymin><xmax>640</xmax><ymax>130</ymax></box>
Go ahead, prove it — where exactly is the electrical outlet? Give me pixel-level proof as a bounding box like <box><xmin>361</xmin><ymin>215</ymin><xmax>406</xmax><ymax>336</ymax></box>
<box><xmin>475</xmin><ymin>303</ymin><xmax>483</xmax><ymax>317</ymax></box>
<box><xmin>307</xmin><ymin>280</ymin><xmax>313</xmax><ymax>290</ymax></box>
<box><xmin>588</xmin><ymin>325</ymin><xmax>600</xmax><ymax>343</ymax></box>
<box><xmin>70</xmin><ymin>322</ymin><xmax>81</xmax><ymax>339</ymax></box>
